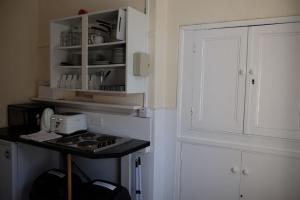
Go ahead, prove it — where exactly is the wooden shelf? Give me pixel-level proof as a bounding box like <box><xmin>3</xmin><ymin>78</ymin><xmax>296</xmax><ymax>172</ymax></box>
<box><xmin>54</xmin><ymin>88</ymin><xmax>128</xmax><ymax>94</ymax></box>
<box><xmin>88</xmin><ymin>41</ymin><xmax>126</xmax><ymax>48</ymax></box>
<box><xmin>31</xmin><ymin>97</ymin><xmax>142</xmax><ymax>111</ymax></box>
<box><xmin>56</xmin><ymin>45</ymin><xmax>82</xmax><ymax>50</ymax></box>
<box><xmin>56</xmin><ymin>66</ymin><xmax>81</xmax><ymax>69</ymax></box>
<box><xmin>84</xmin><ymin>89</ymin><xmax>127</xmax><ymax>94</ymax></box>
<box><xmin>88</xmin><ymin>64</ymin><xmax>125</xmax><ymax>69</ymax></box>
<box><xmin>56</xmin><ymin>64</ymin><xmax>125</xmax><ymax>69</ymax></box>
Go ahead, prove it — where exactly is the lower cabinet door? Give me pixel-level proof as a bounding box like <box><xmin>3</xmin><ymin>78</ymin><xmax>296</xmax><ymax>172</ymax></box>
<box><xmin>240</xmin><ymin>152</ymin><xmax>300</xmax><ymax>200</ymax></box>
<box><xmin>179</xmin><ymin>143</ymin><xmax>241</xmax><ymax>200</ymax></box>
<box><xmin>0</xmin><ymin>142</ymin><xmax>14</xmax><ymax>200</ymax></box>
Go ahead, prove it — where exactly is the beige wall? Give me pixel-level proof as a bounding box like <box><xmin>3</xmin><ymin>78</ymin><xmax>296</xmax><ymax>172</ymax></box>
<box><xmin>163</xmin><ymin>0</ymin><xmax>300</xmax><ymax>108</ymax></box>
<box><xmin>1</xmin><ymin>0</ymin><xmax>300</xmax><ymax>127</ymax></box>
<box><xmin>0</xmin><ymin>0</ymin><xmax>39</xmax><ymax>127</ymax></box>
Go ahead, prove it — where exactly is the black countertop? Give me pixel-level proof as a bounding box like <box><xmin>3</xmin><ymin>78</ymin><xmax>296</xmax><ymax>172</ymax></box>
<box><xmin>0</xmin><ymin>127</ymin><xmax>150</xmax><ymax>159</ymax></box>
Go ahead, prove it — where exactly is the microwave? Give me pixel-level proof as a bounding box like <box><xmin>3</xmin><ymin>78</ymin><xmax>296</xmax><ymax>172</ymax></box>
<box><xmin>8</xmin><ymin>103</ymin><xmax>54</xmax><ymax>134</ymax></box>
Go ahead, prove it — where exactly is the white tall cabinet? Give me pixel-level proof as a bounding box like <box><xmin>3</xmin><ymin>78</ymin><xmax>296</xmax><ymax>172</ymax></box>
<box><xmin>177</xmin><ymin>17</ymin><xmax>300</xmax><ymax>200</ymax></box>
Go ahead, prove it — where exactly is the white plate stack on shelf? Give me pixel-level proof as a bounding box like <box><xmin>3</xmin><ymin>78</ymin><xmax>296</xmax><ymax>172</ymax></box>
<box><xmin>111</xmin><ymin>47</ymin><xmax>125</xmax><ymax>64</ymax></box>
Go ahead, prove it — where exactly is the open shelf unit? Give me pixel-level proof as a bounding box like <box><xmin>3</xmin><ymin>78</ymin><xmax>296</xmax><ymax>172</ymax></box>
<box><xmin>50</xmin><ymin>7</ymin><xmax>147</xmax><ymax>94</ymax></box>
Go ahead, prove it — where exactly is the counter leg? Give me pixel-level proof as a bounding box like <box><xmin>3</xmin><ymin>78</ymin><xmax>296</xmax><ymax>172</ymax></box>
<box><xmin>117</xmin><ymin>157</ymin><xmax>121</xmax><ymax>184</ymax></box>
<box><xmin>67</xmin><ymin>154</ymin><xmax>72</xmax><ymax>200</ymax></box>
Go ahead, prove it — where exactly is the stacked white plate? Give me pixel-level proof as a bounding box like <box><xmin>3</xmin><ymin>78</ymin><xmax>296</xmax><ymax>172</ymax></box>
<box><xmin>111</xmin><ymin>47</ymin><xmax>125</xmax><ymax>64</ymax></box>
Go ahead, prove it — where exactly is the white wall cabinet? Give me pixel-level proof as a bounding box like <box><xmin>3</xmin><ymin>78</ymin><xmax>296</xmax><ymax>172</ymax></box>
<box><xmin>180</xmin><ymin>21</ymin><xmax>300</xmax><ymax>140</ymax></box>
<box><xmin>50</xmin><ymin>7</ymin><xmax>147</xmax><ymax>94</ymax></box>
<box><xmin>245</xmin><ymin>23</ymin><xmax>300</xmax><ymax>139</ymax></box>
<box><xmin>179</xmin><ymin>143</ymin><xmax>300</xmax><ymax>200</ymax></box>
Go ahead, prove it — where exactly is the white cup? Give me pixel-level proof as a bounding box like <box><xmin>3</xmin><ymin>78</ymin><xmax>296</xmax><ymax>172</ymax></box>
<box><xmin>76</xmin><ymin>75</ymin><xmax>81</xmax><ymax>89</ymax></box>
<box><xmin>60</xmin><ymin>74</ymin><xmax>67</xmax><ymax>88</ymax></box>
<box><xmin>88</xmin><ymin>74</ymin><xmax>92</xmax><ymax>89</ymax></box>
<box><xmin>91</xmin><ymin>34</ymin><xmax>104</xmax><ymax>44</ymax></box>
<box><xmin>71</xmin><ymin>74</ymin><xmax>77</xmax><ymax>89</ymax></box>
<box><xmin>91</xmin><ymin>74</ymin><xmax>99</xmax><ymax>90</ymax></box>
<box><xmin>94</xmin><ymin>35</ymin><xmax>104</xmax><ymax>44</ymax></box>
<box><xmin>65</xmin><ymin>74</ymin><xmax>73</xmax><ymax>89</ymax></box>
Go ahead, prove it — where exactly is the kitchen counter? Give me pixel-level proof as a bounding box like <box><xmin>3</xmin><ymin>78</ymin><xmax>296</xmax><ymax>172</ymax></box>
<box><xmin>0</xmin><ymin>127</ymin><xmax>150</xmax><ymax>159</ymax></box>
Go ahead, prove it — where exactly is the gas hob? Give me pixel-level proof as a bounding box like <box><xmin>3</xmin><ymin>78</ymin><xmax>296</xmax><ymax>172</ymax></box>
<box><xmin>47</xmin><ymin>132</ymin><xmax>130</xmax><ymax>153</ymax></box>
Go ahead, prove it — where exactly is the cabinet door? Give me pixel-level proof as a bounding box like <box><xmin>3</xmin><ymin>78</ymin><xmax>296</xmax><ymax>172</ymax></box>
<box><xmin>240</xmin><ymin>152</ymin><xmax>300</xmax><ymax>200</ymax></box>
<box><xmin>245</xmin><ymin>23</ymin><xmax>300</xmax><ymax>139</ymax></box>
<box><xmin>180</xmin><ymin>143</ymin><xmax>241</xmax><ymax>200</ymax></box>
<box><xmin>0</xmin><ymin>143</ymin><xmax>13</xmax><ymax>200</ymax></box>
<box><xmin>191</xmin><ymin>27</ymin><xmax>248</xmax><ymax>133</ymax></box>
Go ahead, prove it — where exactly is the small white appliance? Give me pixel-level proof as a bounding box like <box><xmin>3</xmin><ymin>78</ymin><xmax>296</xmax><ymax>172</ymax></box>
<box><xmin>50</xmin><ymin>113</ymin><xmax>87</xmax><ymax>135</ymax></box>
<box><xmin>41</xmin><ymin>108</ymin><xmax>54</xmax><ymax>132</ymax></box>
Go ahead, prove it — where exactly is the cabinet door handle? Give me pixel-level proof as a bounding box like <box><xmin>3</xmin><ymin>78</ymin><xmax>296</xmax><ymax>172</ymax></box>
<box><xmin>238</xmin><ymin>69</ymin><xmax>244</xmax><ymax>76</ymax></box>
<box><xmin>248</xmin><ymin>69</ymin><xmax>254</xmax><ymax>75</ymax></box>
<box><xmin>242</xmin><ymin>169</ymin><xmax>249</xmax><ymax>175</ymax></box>
<box><xmin>4</xmin><ymin>150</ymin><xmax>10</xmax><ymax>159</ymax></box>
<box><xmin>230</xmin><ymin>167</ymin><xmax>240</xmax><ymax>174</ymax></box>
<box><xmin>119</xmin><ymin>17</ymin><xmax>122</xmax><ymax>32</ymax></box>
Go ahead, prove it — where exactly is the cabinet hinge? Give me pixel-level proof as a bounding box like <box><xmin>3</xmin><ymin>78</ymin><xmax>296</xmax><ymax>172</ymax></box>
<box><xmin>192</xmin><ymin>43</ymin><xmax>196</xmax><ymax>54</ymax></box>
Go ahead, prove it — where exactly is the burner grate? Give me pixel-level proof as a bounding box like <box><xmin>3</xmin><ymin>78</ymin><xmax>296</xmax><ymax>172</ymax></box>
<box><xmin>56</xmin><ymin>136</ymin><xmax>80</xmax><ymax>145</ymax></box>
<box><xmin>77</xmin><ymin>141</ymin><xmax>98</xmax><ymax>150</ymax></box>
<box><xmin>47</xmin><ymin>132</ymin><xmax>130</xmax><ymax>153</ymax></box>
<box><xmin>80</xmin><ymin>133</ymin><xmax>96</xmax><ymax>140</ymax></box>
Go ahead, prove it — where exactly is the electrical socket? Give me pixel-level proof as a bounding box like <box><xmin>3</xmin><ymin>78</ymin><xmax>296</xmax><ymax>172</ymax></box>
<box><xmin>137</xmin><ymin>108</ymin><xmax>152</xmax><ymax>118</ymax></box>
<box><xmin>96</xmin><ymin>116</ymin><xmax>103</xmax><ymax>127</ymax></box>
<box><xmin>87</xmin><ymin>114</ymin><xmax>98</xmax><ymax>127</ymax></box>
